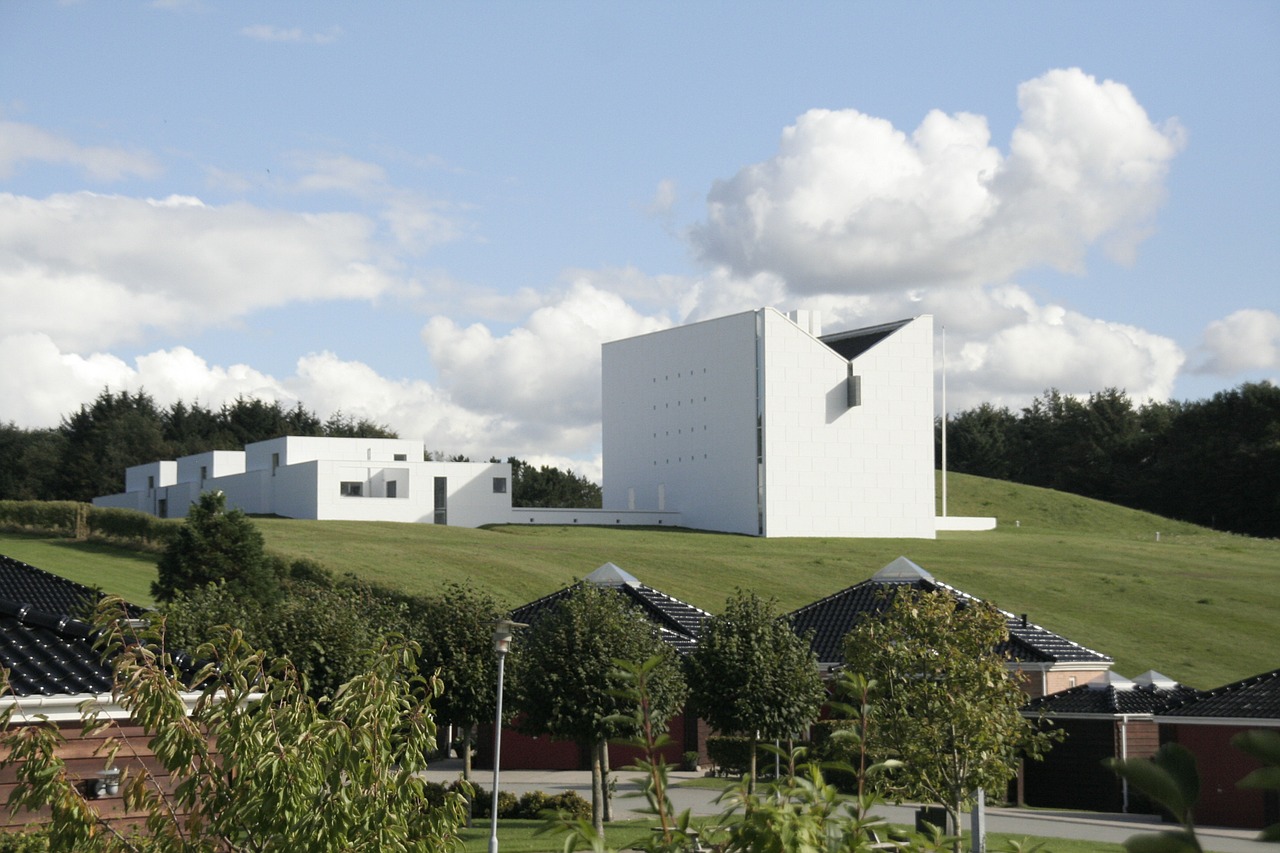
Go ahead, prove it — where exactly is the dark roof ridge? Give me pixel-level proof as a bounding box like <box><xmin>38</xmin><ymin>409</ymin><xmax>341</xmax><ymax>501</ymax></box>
<box><xmin>1160</xmin><ymin>667</ymin><xmax>1280</xmax><ymax>717</ymax></box>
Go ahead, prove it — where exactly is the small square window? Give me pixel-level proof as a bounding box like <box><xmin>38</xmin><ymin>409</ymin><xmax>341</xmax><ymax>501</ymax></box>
<box><xmin>340</xmin><ymin>481</ymin><xmax>363</xmax><ymax>497</ymax></box>
<box><xmin>493</xmin><ymin>477</ymin><xmax>507</xmax><ymax>494</ymax></box>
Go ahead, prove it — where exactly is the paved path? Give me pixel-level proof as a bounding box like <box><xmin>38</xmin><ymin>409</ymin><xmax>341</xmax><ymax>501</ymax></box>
<box><xmin>422</xmin><ymin>760</ymin><xmax>1269</xmax><ymax>853</ymax></box>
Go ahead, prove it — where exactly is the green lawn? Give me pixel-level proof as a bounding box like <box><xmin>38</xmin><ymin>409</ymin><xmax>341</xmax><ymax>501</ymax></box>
<box><xmin>454</xmin><ymin>818</ymin><xmax>1131</xmax><ymax>853</ymax></box>
<box><xmin>2</xmin><ymin>471</ymin><xmax>1277</xmax><ymax>688</ymax></box>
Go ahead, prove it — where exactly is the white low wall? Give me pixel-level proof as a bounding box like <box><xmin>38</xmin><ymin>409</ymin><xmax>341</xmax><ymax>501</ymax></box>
<box><xmin>508</xmin><ymin>508</ymin><xmax>684</xmax><ymax>528</ymax></box>
<box><xmin>935</xmin><ymin>516</ymin><xmax>997</xmax><ymax>532</ymax></box>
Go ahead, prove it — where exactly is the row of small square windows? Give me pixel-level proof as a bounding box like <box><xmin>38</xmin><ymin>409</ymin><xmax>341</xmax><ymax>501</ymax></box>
<box><xmin>653</xmin><ymin>397</ymin><xmax>707</xmax><ymax>409</ymax></box>
<box><xmin>654</xmin><ymin>426</ymin><xmax>708</xmax><ymax>437</ymax></box>
<box><xmin>653</xmin><ymin>369</ymin><xmax>708</xmax><ymax>381</ymax></box>
<box><xmin>654</xmin><ymin>455</ymin><xmax>709</xmax><ymax>464</ymax></box>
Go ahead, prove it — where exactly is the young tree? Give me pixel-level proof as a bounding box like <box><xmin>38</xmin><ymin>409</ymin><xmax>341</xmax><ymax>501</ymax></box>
<box><xmin>843</xmin><ymin>589</ymin><xmax>1057</xmax><ymax>853</ymax></box>
<box><xmin>409</xmin><ymin>583</ymin><xmax>505</xmax><ymax>782</ymax></box>
<box><xmin>0</xmin><ymin>599</ymin><xmax>467</xmax><ymax>852</ymax></box>
<box><xmin>685</xmin><ymin>591</ymin><xmax>824</xmax><ymax>790</ymax></box>
<box><xmin>513</xmin><ymin>585</ymin><xmax>686</xmax><ymax>837</ymax></box>
<box><xmin>151</xmin><ymin>490</ymin><xmax>282</xmax><ymax>603</ymax></box>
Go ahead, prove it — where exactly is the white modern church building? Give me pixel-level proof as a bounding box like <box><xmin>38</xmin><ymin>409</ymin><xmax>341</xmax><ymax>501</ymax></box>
<box><xmin>95</xmin><ymin>307</ymin><xmax>981</xmax><ymax>539</ymax></box>
<box><xmin>601</xmin><ymin>308</ymin><xmax>939</xmax><ymax>538</ymax></box>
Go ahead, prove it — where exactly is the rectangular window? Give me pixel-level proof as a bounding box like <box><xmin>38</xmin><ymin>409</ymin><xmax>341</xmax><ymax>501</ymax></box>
<box><xmin>433</xmin><ymin>477</ymin><xmax>447</xmax><ymax>525</ymax></box>
<box><xmin>393</xmin><ymin>453</ymin><xmax>407</xmax><ymax>461</ymax></box>
<box><xmin>147</xmin><ymin>475</ymin><xmax>155</xmax><ymax>490</ymax></box>
<box><xmin>386</xmin><ymin>481</ymin><xmax>397</xmax><ymax>499</ymax></box>
<box><xmin>340</xmin><ymin>481</ymin><xmax>363</xmax><ymax>497</ymax></box>
<box><xmin>272</xmin><ymin>453</ymin><xmax>280</xmax><ymax>475</ymax></box>
<box><xmin>492</xmin><ymin>477</ymin><xmax>507</xmax><ymax>494</ymax></box>
<box><xmin>199</xmin><ymin>465</ymin><xmax>208</xmax><ymax>482</ymax></box>
<box><xmin>157</xmin><ymin>498</ymin><xmax>167</xmax><ymax>518</ymax></box>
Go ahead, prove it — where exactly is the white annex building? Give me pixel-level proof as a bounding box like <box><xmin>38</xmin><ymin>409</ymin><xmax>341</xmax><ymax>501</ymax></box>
<box><xmin>601</xmin><ymin>308</ymin><xmax>939</xmax><ymax>538</ymax></box>
<box><xmin>93</xmin><ymin>436</ymin><xmax>512</xmax><ymax>528</ymax></box>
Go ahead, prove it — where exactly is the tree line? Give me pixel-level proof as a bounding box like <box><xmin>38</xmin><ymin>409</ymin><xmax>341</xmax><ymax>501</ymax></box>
<box><xmin>0</xmin><ymin>389</ymin><xmax>601</xmax><ymax>508</ymax></box>
<box><xmin>941</xmin><ymin>381</ymin><xmax>1280</xmax><ymax>538</ymax></box>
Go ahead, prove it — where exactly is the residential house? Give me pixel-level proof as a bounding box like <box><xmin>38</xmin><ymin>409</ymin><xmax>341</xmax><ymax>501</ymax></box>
<box><xmin>787</xmin><ymin>557</ymin><xmax>1114</xmax><ymax>697</ymax></box>
<box><xmin>0</xmin><ymin>555</ymin><xmax>200</xmax><ymax>832</ymax></box>
<box><xmin>1158</xmin><ymin>667</ymin><xmax>1280</xmax><ymax>830</ymax></box>
<box><xmin>475</xmin><ymin>563</ymin><xmax>709</xmax><ymax>770</ymax></box>
<box><xmin>1020</xmin><ymin>670</ymin><xmax>1201</xmax><ymax>813</ymax></box>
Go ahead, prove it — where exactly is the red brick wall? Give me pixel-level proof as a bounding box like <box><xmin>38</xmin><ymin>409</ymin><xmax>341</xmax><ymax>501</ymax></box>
<box><xmin>1163</xmin><ymin>723</ymin><xmax>1277</xmax><ymax>830</ymax></box>
<box><xmin>1</xmin><ymin>719</ymin><xmax>187</xmax><ymax>833</ymax></box>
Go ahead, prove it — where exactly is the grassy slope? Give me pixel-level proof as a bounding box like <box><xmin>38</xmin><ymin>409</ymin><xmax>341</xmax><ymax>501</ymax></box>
<box><xmin>2</xmin><ymin>472</ymin><xmax>1275</xmax><ymax>689</ymax></box>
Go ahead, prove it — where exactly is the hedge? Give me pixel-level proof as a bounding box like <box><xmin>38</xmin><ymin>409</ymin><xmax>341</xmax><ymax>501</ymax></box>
<box><xmin>0</xmin><ymin>500</ymin><xmax>178</xmax><ymax>550</ymax></box>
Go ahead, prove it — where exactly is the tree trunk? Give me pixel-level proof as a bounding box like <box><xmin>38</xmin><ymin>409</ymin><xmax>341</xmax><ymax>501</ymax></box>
<box><xmin>748</xmin><ymin>735</ymin><xmax>757</xmax><ymax>795</ymax></box>
<box><xmin>948</xmin><ymin>797</ymin><xmax>962</xmax><ymax>853</ymax></box>
<box><xmin>591</xmin><ymin>740</ymin><xmax>605</xmax><ymax>838</ymax></box>
<box><xmin>462</xmin><ymin>725</ymin><xmax>474</xmax><ymax>828</ymax></box>
<box><xmin>600</xmin><ymin>740</ymin><xmax>613</xmax><ymax>822</ymax></box>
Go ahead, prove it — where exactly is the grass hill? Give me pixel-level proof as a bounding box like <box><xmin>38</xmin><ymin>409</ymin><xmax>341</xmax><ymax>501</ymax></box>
<box><xmin>1</xmin><ymin>472</ymin><xmax>1275</xmax><ymax>690</ymax></box>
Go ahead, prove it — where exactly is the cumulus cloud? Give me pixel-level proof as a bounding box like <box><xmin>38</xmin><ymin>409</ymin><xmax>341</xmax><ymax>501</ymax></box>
<box><xmin>241</xmin><ymin>24</ymin><xmax>342</xmax><ymax>45</ymax></box>
<box><xmin>690</xmin><ymin>68</ymin><xmax>1184</xmax><ymax>294</ymax></box>
<box><xmin>0</xmin><ymin>120</ymin><xmax>161</xmax><ymax>182</ymax></box>
<box><xmin>421</xmin><ymin>280</ymin><xmax>673</xmax><ymax>428</ymax></box>
<box><xmin>1193</xmin><ymin>309</ymin><xmax>1280</xmax><ymax>375</ymax></box>
<box><xmin>0</xmin><ymin>191</ymin><xmax>398</xmax><ymax>350</ymax></box>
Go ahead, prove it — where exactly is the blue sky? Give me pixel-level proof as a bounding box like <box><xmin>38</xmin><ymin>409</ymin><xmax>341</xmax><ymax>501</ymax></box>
<box><xmin>2</xmin><ymin>1</ymin><xmax>1277</xmax><ymax>478</ymax></box>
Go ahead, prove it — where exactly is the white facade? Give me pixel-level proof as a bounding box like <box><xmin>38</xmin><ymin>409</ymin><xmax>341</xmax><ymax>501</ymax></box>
<box><xmin>94</xmin><ymin>436</ymin><xmax>512</xmax><ymax>528</ymax></box>
<box><xmin>602</xmin><ymin>308</ymin><xmax>937</xmax><ymax>538</ymax></box>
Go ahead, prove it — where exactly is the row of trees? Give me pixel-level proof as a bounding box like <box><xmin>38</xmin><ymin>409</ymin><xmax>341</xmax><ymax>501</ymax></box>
<box><xmin>153</xmin><ymin>493</ymin><xmax>1040</xmax><ymax>851</ymax></box>
<box><xmin>0</xmin><ymin>389</ymin><xmax>601</xmax><ymax>508</ymax></box>
<box><xmin>941</xmin><ymin>381</ymin><xmax>1280</xmax><ymax>538</ymax></box>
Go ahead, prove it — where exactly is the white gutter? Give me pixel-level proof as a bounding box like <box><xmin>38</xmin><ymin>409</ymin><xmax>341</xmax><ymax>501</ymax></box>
<box><xmin>1</xmin><ymin>691</ymin><xmax>204</xmax><ymax>723</ymax></box>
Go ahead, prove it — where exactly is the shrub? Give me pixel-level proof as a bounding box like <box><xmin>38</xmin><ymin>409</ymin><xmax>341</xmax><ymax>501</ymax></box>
<box><xmin>545</xmin><ymin>790</ymin><xmax>591</xmax><ymax>820</ymax></box>
<box><xmin>707</xmin><ymin>735</ymin><xmax>754</xmax><ymax>777</ymax></box>
<box><xmin>516</xmin><ymin>790</ymin><xmax>552</xmax><ymax>818</ymax></box>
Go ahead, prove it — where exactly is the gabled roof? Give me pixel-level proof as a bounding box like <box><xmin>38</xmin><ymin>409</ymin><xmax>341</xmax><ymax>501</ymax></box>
<box><xmin>788</xmin><ymin>557</ymin><xmax>1114</xmax><ymax>670</ymax></box>
<box><xmin>1159</xmin><ymin>667</ymin><xmax>1280</xmax><ymax>723</ymax></box>
<box><xmin>1022</xmin><ymin>670</ymin><xmax>1201</xmax><ymax>717</ymax></box>
<box><xmin>0</xmin><ymin>555</ymin><xmax>162</xmax><ymax>702</ymax></box>
<box><xmin>508</xmin><ymin>563</ymin><xmax>709</xmax><ymax>655</ymax></box>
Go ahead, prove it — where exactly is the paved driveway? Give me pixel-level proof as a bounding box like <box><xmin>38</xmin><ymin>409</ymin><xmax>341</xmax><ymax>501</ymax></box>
<box><xmin>422</xmin><ymin>760</ymin><xmax>1268</xmax><ymax>853</ymax></box>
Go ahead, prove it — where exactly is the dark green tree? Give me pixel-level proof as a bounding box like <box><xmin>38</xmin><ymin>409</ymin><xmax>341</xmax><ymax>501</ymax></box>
<box><xmin>685</xmin><ymin>591</ymin><xmax>824</xmax><ymax>790</ymax></box>
<box><xmin>508</xmin><ymin>457</ymin><xmax>602</xmax><ymax>508</ymax></box>
<box><xmin>513</xmin><ymin>584</ymin><xmax>686</xmax><ymax>836</ymax></box>
<box><xmin>409</xmin><ymin>583</ymin><xmax>505</xmax><ymax>783</ymax></box>
<box><xmin>57</xmin><ymin>389</ymin><xmax>169</xmax><ymax>501</ymax></box>
<box><xmin>152</xmin><ymin>491</ymin><xmax>282</xmax><ymax>603</ymax></box>
<box><xmin>843</xmin><ymin>590</ymin><xmax>1057</xmax><ymax>853</ymax></box>
<box><xmin>0</xmin><ymin>423</ymin><xmax>64</xmax><ymax>501</ymax></box>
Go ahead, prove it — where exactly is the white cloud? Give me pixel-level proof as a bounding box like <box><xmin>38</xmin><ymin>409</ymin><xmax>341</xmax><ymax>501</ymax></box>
<box><xmin>1194</xmin><ymin>309</ymin><xmax>1280</xmax><ymax>375</ymax></box>
<box><xmin>690</xmin><ymin>68</ymin><xmax>1183</xmax><ymax>294</ymax></box>
<box><xmin>0</xmin><ymin>120</ymin><xmax>161</xmax><ymax>182</ymax></box>
<box><xmin>0</xmin><ymin>191</ymin><xmax>398</xmax><ymax>350</ymax></box>
<box><xmin>421</xmin><ymin>280</ymin><xmax>672</xmax><ymax>429</ymax></box>
<box><xmin>241</xmin><ymin>24</ymin><xmax>342</xmax><ymax>45</ymax></box>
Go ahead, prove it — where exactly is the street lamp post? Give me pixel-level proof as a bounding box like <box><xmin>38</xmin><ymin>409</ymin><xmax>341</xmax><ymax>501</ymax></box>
<box><xmin>489</xmin><ymin>619</ymin><xmax>526</xmax><ymax>853</ymax></box>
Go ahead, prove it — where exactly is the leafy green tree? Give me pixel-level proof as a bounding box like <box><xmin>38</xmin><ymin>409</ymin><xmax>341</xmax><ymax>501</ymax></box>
<box><xmin>0</xmin><ymin>599</ymin><xmax>467</xmax><ymax>852</ymax></box>
<box><xmin>0</xmin><ymin>423</ymin><xmax>65</xmax><ymax>501</ymax></box>
<box><xmin>409</xmin><ymin>583</ymin><xmax>505</xmax><ymax>782</ymax></box>
<box><xmin>513</xmin><ymin>584</ymin><xmax>686</xmax><ymax>836</ymax></box>
<box><xmin>685</xmin><ymin>591</ymin><xmax>824</xmax><ymax>790</ymax></box>
<box><xmin>843</xmin><ymin>590</ymin><xmax>1057</xmax><ymax>853</ymax></box>
<box><xmin>152</xmin><ymin>491</ymin><xmax>282</xmax><ymax>603</ymax></box>
<box><xmin>508</xmin><ymin>457</ymin><xmax>602</xmax><ymax>508</ymax></box>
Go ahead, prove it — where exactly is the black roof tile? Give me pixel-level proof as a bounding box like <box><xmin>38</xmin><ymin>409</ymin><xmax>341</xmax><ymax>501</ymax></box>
<box><xmin>788</xmin><ymin>557</ymin><xmax>1113</xmax><ymax>669</ymax></box>
<box><xmin>508</xmin><ymin>563</ymin><xmax>708</xmax><ymax>656</ymax></box>
<box><xmin>0</xmin><ymin>554</ymin><xmax>156</xmax><ymax>698</ymax></box>
<box><xmin>1023</xmin><ymin>673</ymin><xmax>1201</xmax><ymax>716</ymax></box>
<box><xmin>1160</xmin><ymin>668</ymin><xmax>1280</xmax><ymax>721</ymax></box>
